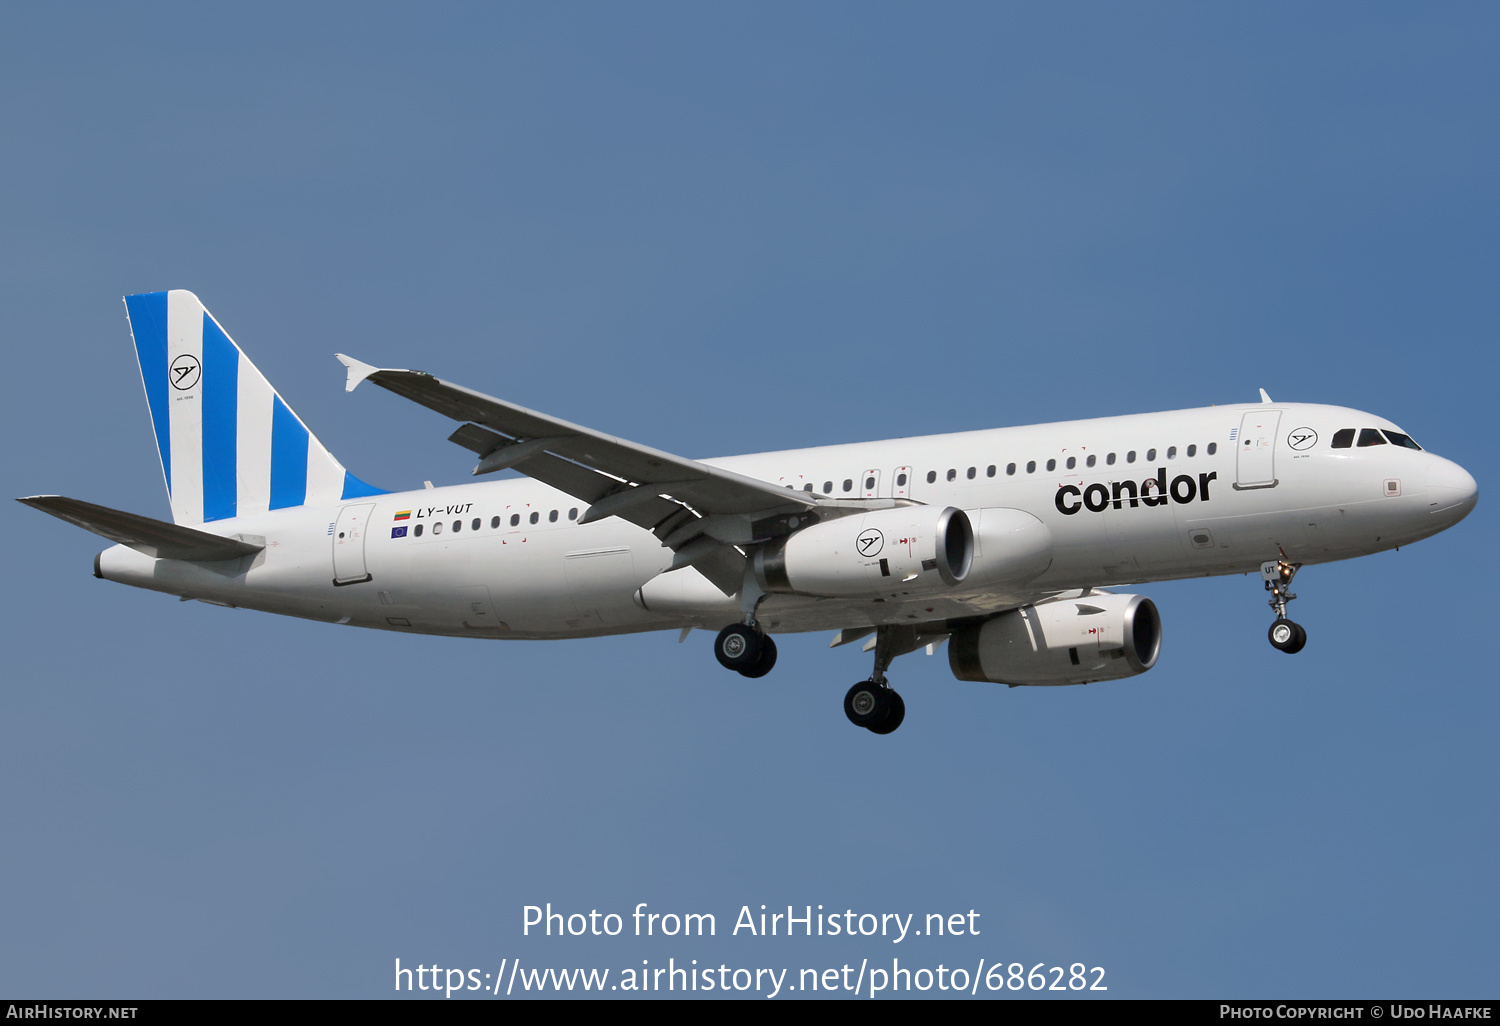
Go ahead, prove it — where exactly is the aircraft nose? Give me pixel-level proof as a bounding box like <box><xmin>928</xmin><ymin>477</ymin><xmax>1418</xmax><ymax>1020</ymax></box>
<box><xmin>1426</xmin><ymin>457</ymin><xmax>1478</xmax><ymax>522</ymax></box>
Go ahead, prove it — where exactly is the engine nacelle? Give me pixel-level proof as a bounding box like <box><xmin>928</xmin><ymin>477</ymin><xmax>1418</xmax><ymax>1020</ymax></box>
<box><xmin>753</xmin><ymin>505</ymin><xmax>973</xmax><ymax>599</ymax></box>
<box><xmin>948</xmin><ymin>593</ymin><xmax>1161</xmax><ymax>686</ymax></box>
<box><xmin>964</xmin><ymin>507</ymin><xmax>1053</xmax><ymax>589</ymax></box>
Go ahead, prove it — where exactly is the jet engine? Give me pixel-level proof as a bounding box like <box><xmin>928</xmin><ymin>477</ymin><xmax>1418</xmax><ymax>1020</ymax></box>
<box><xmin>948</xmin><ymin>592</ymin><xmax>1161</xmax><ymax>686</ymax></box>
<box><xmin>753</xmin><ymin>505</ymin><xmax>973</xmax><ymax>599</ymax></box>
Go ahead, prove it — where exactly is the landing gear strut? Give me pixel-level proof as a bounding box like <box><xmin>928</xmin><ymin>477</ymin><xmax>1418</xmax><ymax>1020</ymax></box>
<box><xmin>843</xmin><ymin>625</ymin><xmax>915</xmax><ymax>734</ymax></box>
<box><xmin>1261</xmin><ymin>557</ymin><xmax>1307</xmax><ymax>654</ymax></box>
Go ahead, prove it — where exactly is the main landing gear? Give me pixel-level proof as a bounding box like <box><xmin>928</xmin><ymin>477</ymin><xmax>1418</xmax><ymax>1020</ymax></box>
<box><xmin>843</xmin><ymin>625</ymin><xmax>914</xmax><ymax>735</ymax></box>
<box><xmin>714</xmin><ymin>623</ymin><xmax>778</xmax><ymax>679</ymax></box>
<box><xmin>712</xmin><ymin>613</ymin><xmax>913</xmax><ymax>735</ymax></box>
<box><xmin>1261</xmin><ymin>557</ymin><xmax>1308</xmax><ymax>654</ymax></box>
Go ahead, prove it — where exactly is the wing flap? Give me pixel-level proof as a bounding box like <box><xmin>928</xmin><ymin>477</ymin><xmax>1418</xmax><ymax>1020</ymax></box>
<box><xmin>18</xmin><ymin>495</ymin><xmax>265</xmax><ymax>561</ymax></box>
<box><xmin>510</xmin><ymin>453</ymin><xmax>745</xmax><ymax>594</ymax></box>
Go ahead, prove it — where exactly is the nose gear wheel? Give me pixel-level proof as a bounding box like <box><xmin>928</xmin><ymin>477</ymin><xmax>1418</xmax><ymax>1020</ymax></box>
<box><xmin>1268</xmin><ymin>618</ymin><xmax>1307</xmax><ymax>653</ymax></box>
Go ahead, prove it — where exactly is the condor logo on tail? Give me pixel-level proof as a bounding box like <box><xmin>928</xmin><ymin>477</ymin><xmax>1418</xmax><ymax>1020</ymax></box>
<box><xmin>1055</xmin><ymin>469</ymin><xmax>1217</xmax><ymax>515</ymax></box>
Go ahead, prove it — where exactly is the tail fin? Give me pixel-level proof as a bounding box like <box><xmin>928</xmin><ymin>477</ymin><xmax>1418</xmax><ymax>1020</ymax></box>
<box><xmin>123</xmin><ymin>290</ymin><xmax>385</xmax><ymax>526</ymax></box>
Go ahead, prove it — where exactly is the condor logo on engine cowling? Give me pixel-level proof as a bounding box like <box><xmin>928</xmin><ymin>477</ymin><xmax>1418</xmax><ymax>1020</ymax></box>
<box><xmin>1055</xmin><ymin>469</ymin><xmax>1217</xmax><ymax>515</ymax></box>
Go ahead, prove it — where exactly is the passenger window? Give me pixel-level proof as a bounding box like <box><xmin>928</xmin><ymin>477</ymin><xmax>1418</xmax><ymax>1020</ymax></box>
<box><xmin>1026</xmin><ymin>460</ymin><xmax>1036</xmax><ymax>473</ymax></box>
<box><xmin>1167</xmin><ymin>446</ymin><xmax>1177</xmax><ymax>459</ymax></box>
<box><xmin>946</xmin><ymin>469</ymin><xmax>956</xmax><ymax>482</ymax></box>
<box><xmin>490</xmin><ymin>516</ymin><xmax>500</xmax><ymax>529</ymax></box>
<box><xmin>1187</xmin><ymin>445</ymin><xmax>1197</xmax><ymax>457</ymax></box>
<box><xmin>530</xmin><ymin>512</ymin><xmax>539</xmax><ymax>524</ymax></box>
<box><xmin>1106</xmin><ymin>453</ymin><xmax>1116</xmax><ymax>466</ymax></box>
<box><xmin>1383</xmin><ymin>430</ymin><xmax>1422</xmax><ymax>450</ymax></box>
<box><xmin>895</xmin><ymin>474</ymin><xmax>906</xmax><ymax>487</ymax></box>
<box><xmin>986</xmin><ymin>465</ymin><xmax>996</xmax><ymax>477</ymax></box>
<box><xmin>1357</xmin><ymin>428</ymin><xmax>1387</xmax><ymax>447</ymax></box>
<box><xmin>1066</xmin><ymin>456</ymin><xmax>1076</xmax><ymax>470</ymax></box>
<box><xmin>824</xmin><ymin>481</ymin><xmax>834</xmax><ymax>492</ymax></box>
<box><xmin>924</xmin><ymin>472</ymin><xmax>935</xmax><ymax>485</ymax></box>
<box><xmin>510</xmin><ymin>514</ymin><xmax>520</xmax><ymax>526</ymax></box>
<box><xmin>549</xmin><ymin>510</ymin><xmax>558</xmax><ymax>522</ymax></box>
<box><xmin>1207</xmin><ymin>442</ymin><xmax>1217</xmax><ymax>455</ymax></box>
<box><xmin>966</xmin><ymin>467</ymin><xmax>976</xmax><ymax>479</ymax></box>
<box><xmin>1146</xmin><ymin>449</ymin><xmax>1156</xmax><ymax>461</ymax></box>
<box><xmin>414</xmin><ymin>524</ymin><xmax>424</xmax><ymax>537</ymax></box>
<box><xmin>472</xmin><ymin>518</ymin><xmax>481</xmax><ymax>531</ymax></box>
<box><xmin>803</xmin><ymin>483</ymin><xmax>813</xmax><ymax>492</ymax></box>
<box><xmin>845</xmin><ymin>479</ymin><xmax>855</xmax><ymax>491</ymax></box>
<box><xmin>865</xmin><ymin>476</ymin><xmax>875</xmax><ymax>490</ymax></box>
<box><xmin>1330</xmin><ymin>429</ymin><xmax>1355</xmax><ymax>448</ymax></box>
<box><xmin>1046</xmin><ymin>458</ymin><xmax>1056</xmax><ymax>471</ymax></box>
<box><xmin>569</xmin><ymin>508</ymin><xmax>578</xmax><ymax>520</ymax></box>
<box><xmin>432</xmin><ymin>522</ymin><xmax>443</xmax><ymax>535</ymax></box>
<box><xmin>452</xmin><ymin>520</ymin><xmax>462</xmax><ymax>532</ymax></box>
<box><xmin>1126</xmin><ymin>451</ymin><xmax>1136</xmax><ymax>463</ymax></box>
<box><xmin>1006</xmin><ymin>463</ymin><xmax>1016</xmax><ymax>476</ymax></box>
<box><xmin>1086</xmin><ymin>455</ymin><xmax>1096</xmax><ymax>468</ymax></box>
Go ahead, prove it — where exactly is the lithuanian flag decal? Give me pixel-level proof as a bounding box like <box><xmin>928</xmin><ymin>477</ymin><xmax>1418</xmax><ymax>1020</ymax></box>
<box><xmin>394</xmin><ymin>510</ymin><xmax>411</xmax><ymax>521</ymax></box>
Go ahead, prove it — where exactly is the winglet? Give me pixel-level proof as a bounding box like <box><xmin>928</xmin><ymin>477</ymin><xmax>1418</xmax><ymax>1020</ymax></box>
<box><xmin>336</xmin><ymin>353</ymin><xmax>382</xmax><ymax>393</ymax></box>
<box><xmin>1259</xmin><ymin>388</ymin><xmax>1273</xmax><ymax>404</ymax></box>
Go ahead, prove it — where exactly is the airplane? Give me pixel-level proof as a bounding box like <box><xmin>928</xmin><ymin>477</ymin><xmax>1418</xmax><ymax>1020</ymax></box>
<box><xmin>20</xmin><ymin>291</ymin><xmax>1479</xmax><ymax>734</ymax></box>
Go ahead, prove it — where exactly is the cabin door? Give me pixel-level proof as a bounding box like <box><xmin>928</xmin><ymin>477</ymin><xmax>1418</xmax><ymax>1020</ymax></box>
<box><xmin>332</xmin><ymin>503</ymin><xmax>375</xmax><ymax>584</ymax></box>
<box><xmin>1235</xmin><ymin>411</ymin><xmax>1281</xmax><ymax>490</ymax></box>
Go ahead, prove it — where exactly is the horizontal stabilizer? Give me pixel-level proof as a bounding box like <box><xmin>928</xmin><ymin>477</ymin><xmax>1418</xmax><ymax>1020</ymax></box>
<box><xmin>17</xmin><ymin>496</ymin><xmax>265</xmax><ymax>561</ymax></box>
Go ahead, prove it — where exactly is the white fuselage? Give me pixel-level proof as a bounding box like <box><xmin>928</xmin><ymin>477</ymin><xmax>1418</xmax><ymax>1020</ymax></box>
<box><xmin>95</xmin><ymin>401</ymin><xmax>1478</xmax><ymax>639</ymax></box>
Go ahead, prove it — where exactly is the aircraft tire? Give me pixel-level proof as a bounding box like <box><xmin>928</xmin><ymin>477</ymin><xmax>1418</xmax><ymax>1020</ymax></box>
<box><xmin>738</xmin><ymin>634</ymin><xmax>778</xmax><ymax>678</ymax></box>
<box><xmin>1285</xmin><ymin>622</ymin><xmax>1307</xmax><ymax>654</ymax></box>
<box><xmin>714</xmin><ymin>623</ymin><xmax>763</xmax><ymax>671</ymax></box>
<box><xmin>1268</xmin><ymin>618</ymin><xmax>1304</xmax><ymax>653</ymax></box>
<box><xmin>867</xmin><ymin>690</ymin><xmax>905</xmax><ymax>734</ymax></box>
<box><xmin>844</xmin><ymin>680</ymin><xmax>889</xmax><ymax>728</ymax></box>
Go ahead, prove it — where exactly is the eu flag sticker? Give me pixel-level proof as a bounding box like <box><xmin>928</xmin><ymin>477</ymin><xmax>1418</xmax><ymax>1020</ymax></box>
<box><xmin>391</xmin><ymin>526</ymin><xmax>408</xmax><ymax>538</ymax></box>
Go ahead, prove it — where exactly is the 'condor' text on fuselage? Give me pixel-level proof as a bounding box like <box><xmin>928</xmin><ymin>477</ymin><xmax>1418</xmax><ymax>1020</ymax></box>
<box><xmin>1054</xmin><ymin>469</ymin><xmax>1217</xmax><ymax>515</ymax></box>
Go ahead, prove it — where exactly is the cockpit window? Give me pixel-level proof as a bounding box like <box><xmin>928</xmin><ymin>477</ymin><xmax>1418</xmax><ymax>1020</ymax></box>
<box><xmin>1357</xmin><ymin>428</ymin><xmax>1387</xmax><ymax>447</ymax></box>
<box><xmin>1331</xmin><ymin>429</ymin><xmax>1355</xmax><ymax>448</ymax></box>
<box><xmin>1382</xmin><ymin>430</ymin><xmax>1422</xmax><ymax>450</ymax></box>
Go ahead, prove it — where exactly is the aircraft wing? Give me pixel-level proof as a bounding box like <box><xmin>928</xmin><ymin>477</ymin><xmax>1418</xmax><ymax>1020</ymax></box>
<box><xmin>337</xmin><ymin>355</ymin><xmax>817</xmax><ymax>594</ymax></box>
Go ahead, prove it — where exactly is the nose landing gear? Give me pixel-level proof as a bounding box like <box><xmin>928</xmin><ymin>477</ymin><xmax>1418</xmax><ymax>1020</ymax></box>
<box><xmin>1261</xmin><ymin>557</ymin><xmax>1307</xmax><ymax>654</ymax></box>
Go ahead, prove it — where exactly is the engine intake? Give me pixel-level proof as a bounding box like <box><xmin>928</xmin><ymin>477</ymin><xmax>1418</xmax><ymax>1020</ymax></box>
<box><xmin>949</xmin><ymin>593</ymin><xmax>1161</xmax><ymax>686</ymax></box>
<box><xmin>754</xmin><ymin>505</ymin><xmax>973</xmax><ymax>599</ymax></box>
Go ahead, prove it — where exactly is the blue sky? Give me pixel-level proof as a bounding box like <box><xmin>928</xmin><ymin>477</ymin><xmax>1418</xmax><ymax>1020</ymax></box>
<box><xmin>2</xmin><ymin>2</ymin><xmax>1496</xmax><ymax>998</ymax></box>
